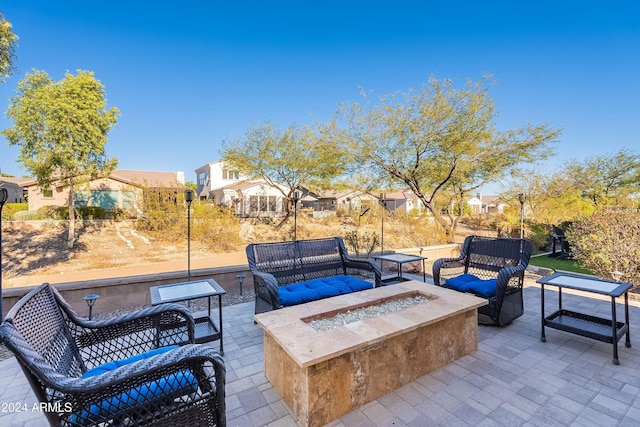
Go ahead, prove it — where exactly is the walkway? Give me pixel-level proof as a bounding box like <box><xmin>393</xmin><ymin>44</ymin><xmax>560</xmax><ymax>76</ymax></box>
<box><xmin>2</xmin><ymin>278</ymin><xmax>640</xmax><ymax>426</ymax></box>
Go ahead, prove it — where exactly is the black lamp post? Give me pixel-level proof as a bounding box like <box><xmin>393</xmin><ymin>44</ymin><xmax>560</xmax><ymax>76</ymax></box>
<box><xmin>293</xmin><ymin>190</ymin><xmax>300</xmax><ymax>241</ymax></box>
<box><xmin>380</xmin><ymin>193</ymin><xmax>386</xmax><ymax>254</ymax></box>
<box><xmin>83</xmin><ymin>293</ymin><xmax>100</xmax><ymax>320</ymax></box>
<box><xmin>518</xmin><ymin>193</ymin><xmax>526</xmax><ymax>239</ymax></box>
<box><xmin>235</xmin><ymin>272</ymin><xmax>246</xmax><ymax>295</ymax></box>
<box><xmin>185</xmin><ymin>189</ymin><xmax>194</xmax><ymax>282</ymax></box>
<box><xmin>0</xmin><ymin>188</ymin><xmax>7</xmax><ymax>319</ymax></box>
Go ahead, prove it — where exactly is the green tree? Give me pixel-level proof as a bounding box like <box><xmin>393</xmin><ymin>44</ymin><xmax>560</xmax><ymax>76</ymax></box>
<box><xmin>222</xmin><ymin>122</ymin><xmax>346</xmax><ymax>228</ymax></box>
<box><xmin>0</xmin><ymin>12</ymin><xmax>18</xmax><ymax>83</ymax></box>
<box><xmin>567</xmin><ymin>209</ymin><xmax>640</xmax><ymax>286</ymax></box>
<box><xmin>565</xmin><ymin>149</ymin><xmax>640</xmax><ymax>208</ymax></box>
<box><xmin>3</xmin><ymin>70</ymin><xmax>119</xmax><ymax>248</ymax></box>
<box><xmin>506</xmin><ymin>167</ymin><xmax>596</xmax><ymax>226</ymax></box>
<box><xmin>335</xmin><ymin>76</ymin><xmax>560</xmax><ymax>242</ymax></box>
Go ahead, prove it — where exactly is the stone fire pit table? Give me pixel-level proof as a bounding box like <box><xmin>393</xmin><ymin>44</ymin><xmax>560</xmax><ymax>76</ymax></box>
<box><xmin>254</xmin><ymin>281</ymin><xmax>487</xmax><ymax>427</ymax></box>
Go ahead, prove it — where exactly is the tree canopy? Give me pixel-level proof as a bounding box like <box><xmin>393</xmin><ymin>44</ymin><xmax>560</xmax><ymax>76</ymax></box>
<box><xmin>3</xmin><ymin>69</ymin><xmax>119</xmax><ymax>247</ymax></box>
<box><xmin>0</xmin><ymin>12</ymin><xmax>18</xmax><ymax>83</ymax></box>
<box><xmin>222</xmin><ymin>122</ymin><xmax>346</xmax><ymax>226</ymax></box>
<box><xmin>334</xmin><ymin>76</ymin><xmax>561</xmax><ymax>242</ymax></box>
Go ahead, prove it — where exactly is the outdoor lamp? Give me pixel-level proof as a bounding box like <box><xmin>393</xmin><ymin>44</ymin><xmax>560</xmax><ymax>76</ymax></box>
<box><xmin>293</xmin><ymin>190</ymin><xmax>301</xmax><ymax>241</ymax></box>
<box><xmin>83</xmin><ymin>293</ymin><xmax>100</xmax><ymax>320</ymax></box>
<box><xmin>380</xmin><ymin>193</ymin><xmax>386</xmax><ymax>253</ymax></box>
<box><xmin>518</xmin><ymin>193</ymin><xmax>526</xmax><ymax>240</ymax></box>
<box><xmin>185</xmin><ymin>189</ymin><xmax>194</xmax><ymax>282</ymax></box>
<box><xmin>0</xmin><ymin>188</ymin><xmax>7</xmax><ymax>318</ymax></box>
<box><xmin>236</xmin><ymin>272</ymin><xmax>246</xmax><ymax>295</ymax></box>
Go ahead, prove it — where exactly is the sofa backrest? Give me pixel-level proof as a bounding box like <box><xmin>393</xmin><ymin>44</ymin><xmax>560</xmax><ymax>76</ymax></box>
<box><xmin>246</xmin><ymin>237</ymin><xmax>347</xmax><ymax>285</ymax></box>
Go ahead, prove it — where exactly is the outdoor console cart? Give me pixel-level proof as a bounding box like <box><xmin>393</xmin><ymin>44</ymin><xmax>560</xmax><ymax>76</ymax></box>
<box><xmin>537</xmin><ymin>272</ymin><xmax>631</xmax><ymax>365</ymax></box>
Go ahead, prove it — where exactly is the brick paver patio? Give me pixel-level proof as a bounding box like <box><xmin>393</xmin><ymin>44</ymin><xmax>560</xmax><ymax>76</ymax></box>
<box><xmin>2</xmin><ymin>276</ymin><xmax>640</xmax><ymax>426</ymax></box>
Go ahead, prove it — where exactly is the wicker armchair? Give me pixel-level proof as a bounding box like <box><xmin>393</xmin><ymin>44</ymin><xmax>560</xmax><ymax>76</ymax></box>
<box><xmin>0</xmin><ymin>283</ymin><xmax>226</xmax><ymax>427</ymax></box>
<box><xmin>432</xmin><ymin>235</ymin><xmax>532</xmax><ymax>326</ymax></box>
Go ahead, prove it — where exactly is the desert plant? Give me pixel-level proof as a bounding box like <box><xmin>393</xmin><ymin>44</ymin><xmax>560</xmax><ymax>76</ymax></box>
<box><xmin>566</xmin><ymin>209</ymin><xmax>640</xmax><ymax>286</ymax></box>
<box><xmin>343</xmin><ymin>230</ymin><xmax>380</xmax><ymax>257</ymax></box>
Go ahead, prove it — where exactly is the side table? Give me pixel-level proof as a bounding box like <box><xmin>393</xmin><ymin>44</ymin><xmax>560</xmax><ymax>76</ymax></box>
<box><xmin>537</xmin><ymin>272</ymin><xmax>631</xmax><ymax>365</ymax></box>
<box><xmin>150</xmin><ymin>279</ymin><xmax>226</xmax><ymax>354</ymax></box>
<box><xmin>372</xmin><ymin>253</ymin><xmax>427</xmax><ymax>284</ymax></box>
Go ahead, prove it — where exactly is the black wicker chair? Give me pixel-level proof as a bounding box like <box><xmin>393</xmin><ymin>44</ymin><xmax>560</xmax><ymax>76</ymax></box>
<box><xmin>432</xmin><ymin>235</ymin><xmax>533</xmax><ymax>326</ymax></box>
<box><xmin>246</xmin><ymin>237</ymin><xmax>382</xmax><ymax>314</ymax></box>
<box><xmin>0</xmin><ymin>283</ymin><xmax>226</xmax><ymax>427</ymax></box>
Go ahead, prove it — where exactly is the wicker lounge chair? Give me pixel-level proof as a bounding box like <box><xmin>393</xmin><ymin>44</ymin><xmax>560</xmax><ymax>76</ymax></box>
<box><xmin>432</xmin><ymin>235</ymin><xmax>532</xmax><ymax>326</ymax></box>
<box><xmin>0</xmin><ymin>283</ymin><xmax>226</xmax><ymax>427</ymax></box>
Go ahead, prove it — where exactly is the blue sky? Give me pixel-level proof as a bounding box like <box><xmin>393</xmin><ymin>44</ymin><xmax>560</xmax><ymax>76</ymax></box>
<box><xmin>0</xmin><ymin>1</ymin><xmax>638</xmax><ymax>192</ymax></box>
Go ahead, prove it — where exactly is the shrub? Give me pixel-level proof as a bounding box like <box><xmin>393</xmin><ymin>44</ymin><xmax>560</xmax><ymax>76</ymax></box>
<box><xmin>343</xmin><ymin>230</ymin><xmax>380</xmax><ymax>257</ymax></box>
<box><xmin>78</xmin><ymin>206</ymin><xmax>106</xmax><ymax>220</ymax></box>
<box><xmin>567</xmin><ymin>209</ymin><xmax>640</xmax><ymax>286</ymax></box>
<box><xmin>106</xmin><ymin>207</ymin><xmax>127</xmax><ymax>221</ymax></box>
<box><xmin>1</xmin><ymin>202</ymin><xmax>28</xmax><ymax>220</ymax></box>
<box><xmin>13</xmin><ymin>210</ymin><xmax>44</xmax><ymax>220</ymax></box>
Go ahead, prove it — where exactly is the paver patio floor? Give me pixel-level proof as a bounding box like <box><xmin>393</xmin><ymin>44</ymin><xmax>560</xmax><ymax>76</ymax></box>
<box><xmin>3</xmin><ymin>277</ymin><xmax>640</xmax><ymax>426</ymax></box>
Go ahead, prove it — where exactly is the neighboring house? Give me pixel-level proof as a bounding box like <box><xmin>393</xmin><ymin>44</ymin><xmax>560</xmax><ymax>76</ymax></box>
<box><xmin>195</xmin><ymin>160</ymin><xmax>287</xmax><ymax>218</ymax></box>
<box><xmin>301</xmin><ymin>190</ymin><xmax>378</xmax><ymax>213</ymax></box>
<box><xmin>0</xmin><ymin>177</ymin><xmax>29</xmax><ymax>203</ymax></box>
<box><xmin>195</xmin><ymin>161</ymin><xmax>249</xmax><ymax>201</ymax></box>
<box><xmin>23</xmin><ymin>170</ymin><xmax>185</xmax><ymax>213</ymax></box>
<box><xmin>467</xmin><ymin>193</ymin><xmax>505</xmax><ymax>214</ymax></box>
<box><xmin>222</xmin><ymin>180</ymin><xmax>288</xmax><ymax>218</ymax></box>
<box><xmin>381</xmin><ymin>190</ymin><xmax>424</xmax><ymax>216</ymax></box>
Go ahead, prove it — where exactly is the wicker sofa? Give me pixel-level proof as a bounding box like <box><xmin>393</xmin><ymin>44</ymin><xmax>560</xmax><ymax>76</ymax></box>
<box><xmin>246</xmin><ymin>237</ymin><xmax>382</xmax><ymax>314</ymax></box>
<box><xmin>0</xmin><ymin>283</ymin><xmax>226</xmax><ymax>427</ymax></box>
<box><xmin>432</xmin><ymin>235</ymin><xmax>533</xmax><ymax>326</ymax></box>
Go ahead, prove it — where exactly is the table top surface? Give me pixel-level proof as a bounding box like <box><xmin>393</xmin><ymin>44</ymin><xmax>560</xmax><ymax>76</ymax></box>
<box><xmin>150</xmin><ymin>279</ymin><xmax>226</xmax><ymax>305</ymax></box>
<box><xmin>373</xmin><ymin>253</ymin><xmax>426</xmax><ymax>263</ymax></box>
<box><xmin>536</xmin><ymin>272</ymin><xmax>631</xmax><ymax>297</ymax></box>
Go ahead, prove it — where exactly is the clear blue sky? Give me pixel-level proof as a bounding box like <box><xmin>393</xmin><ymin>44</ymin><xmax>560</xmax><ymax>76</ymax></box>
<box><xmin>0</xmin><ymin>1</ymin><xmax>638</xmax><ymax>192</ymax></box>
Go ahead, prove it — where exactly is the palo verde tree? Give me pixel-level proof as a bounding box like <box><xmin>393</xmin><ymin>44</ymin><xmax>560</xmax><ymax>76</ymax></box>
<box><xmin>3</xmin><ymin>70</ymin><xmax>119</xmax><ymax>248</ymax></box>
<box><xmin>565</xmin><ymin>148</ymin><xmax>640</xmax><ymax>208</ymax></box>
<box><xmin>0</xmin><ymin>11</ymin><xmax>18</xmax><ymax>83</ymax></box>
<box><xmin>222</xmin><ymin>122</ymin><xmax>346</xmax><ymax>228</ymax></box>
<box><xmin>335</xmin><ymin>76</ymin><xmax>561</xmax><ymax>243</ymax></box>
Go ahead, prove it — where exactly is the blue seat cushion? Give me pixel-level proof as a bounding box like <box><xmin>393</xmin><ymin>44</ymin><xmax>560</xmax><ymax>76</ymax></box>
<box><xmin>464</xmin><ymin>279</ymin><xmax>497</xmax><ymax>298</ymax></box>
<box><xmin>445</xmin><ymin>274</ymin><xmax>480</xmax><ymax>291</ymax></box>
<box><xmin>71</xmin><ymin>345</ymin><xmax>198</xmax><ymax>425</ymax></box>
<box><xmin>279</xmin><ymin>275</ymin><xmax>373</xmax><ymax>306</ymax></box>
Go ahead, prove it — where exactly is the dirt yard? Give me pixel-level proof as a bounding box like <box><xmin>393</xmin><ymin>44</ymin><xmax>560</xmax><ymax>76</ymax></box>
<box><xmin>1</xmin><ymin>218</ymin><xmax>486</xmax><ymax>288</ymax></box>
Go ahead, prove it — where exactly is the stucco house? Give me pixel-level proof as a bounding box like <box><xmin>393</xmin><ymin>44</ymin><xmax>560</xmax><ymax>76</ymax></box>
<box><xmin>0</xmin><ymin>177</ymin><xmax>29</xmax><ymax>203</ymax></box>
<box><xmin>22</xmin><ymin>170</ymin><xmax>185</xmax><ymax>214</ymax></box>
<box><xmin>467</xmin><ymin>193</ymin><xmax>505</xmax><ymax>215</ymax></box>
<box><xmin>195</xmin><ymin>161</ymin><xmax>287</xmax><ymax>218</ymax></box>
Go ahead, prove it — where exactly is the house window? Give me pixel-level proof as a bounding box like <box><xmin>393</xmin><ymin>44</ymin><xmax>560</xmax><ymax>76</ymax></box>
<box><xmin>42</xmin><ymin>189</ymin><xmax>53</xmax><ymax>198</ymax></box>
<box><xmin>222</xmin><ymin>169</ymin><xmax>239</xmax><ymax>180</ymax></box>
<box><xmin>198</xmin><ymin>172</ymin><xmax>207</xmax><ymax>186</ymax></box>
<box><xmin>268</xmin><ymin>196</ymin><xmax>277</xmax><ymax>212</ymax></box>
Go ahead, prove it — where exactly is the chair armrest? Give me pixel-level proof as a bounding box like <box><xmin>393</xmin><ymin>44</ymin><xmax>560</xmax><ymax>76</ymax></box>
<box><xmin>48</xmin><ymin>345</ymin><xmax>225</xmax><ymax>426</ymax></box>
<box><xmin>62</xmin><ymin>303</ymin><xmax>196</xmax><ymax>368</ymax></box>
<box><xmin>251</xmin><ymin>270</ymin><xmax>282</xmax><ymax>311</ymax></box>
<box><xmin>495</xmin><ymin>264</ymin><xmax>527</xmax><ymax>293</ymax></box>
<box><xmin>343</xmin><ymin>258</ymin><xmax>382</xmax><ymax>287</ymax></box>
<box><xmin>432</xmin><ymin>257</ymin><xmax>465</xmax><ymax>286</ymax></box>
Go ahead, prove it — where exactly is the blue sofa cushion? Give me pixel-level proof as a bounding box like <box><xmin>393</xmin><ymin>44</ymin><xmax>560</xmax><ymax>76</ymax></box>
<box><xmin>279</xmin><ymin>275</ymin><xmax>373</xmax><ymax>306</ymax></box>
<box><xmin>445</xmin><ymin>274</ymin><xmax>480</xmax><ymax>291</ymax></box>
<box><xmin>71</xmin><ymin>345</ymin><xmax>198</xmax><ymax>425</ymax></box>
<box><xmin>465</xmin><ymin>279</ymin><xmax>497</xmax><ymax>298</ymax></box>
